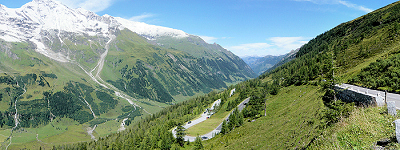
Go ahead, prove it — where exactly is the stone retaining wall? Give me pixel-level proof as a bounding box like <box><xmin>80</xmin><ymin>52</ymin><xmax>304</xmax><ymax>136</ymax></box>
<box><xmin>335</xmin><ymin>86</ymin><xmax>385</xmax><ymax>107</ymax></box>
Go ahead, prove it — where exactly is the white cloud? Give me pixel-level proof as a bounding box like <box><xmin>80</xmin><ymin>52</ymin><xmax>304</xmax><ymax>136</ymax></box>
<box><xmin>337</xmin><ymin>0</ymin><xmax>373</xmax><ymax>13</ymax></box>
<box><xmin>294</xmin><ymin>0</ymin><xmax>373</xmax><ymax>13</ymax></box>
<box><xmin>228</xmin><ymin>43</ymin><xmax>273</xmax><ymax>57</ymax></box>
<box><xmin>129</xmin><ymin>13</ymin><xmax>156</xmax><ymax>22</ymax></box>
<box><xmin>58</xmin><ymin>0</ymin><xmax>115</xmax><ymax>12</ymax></box>
<box><xmin>269</xmin><ymin>37</ymin><xmax>309</xmax><ymax>52</ymax></box>
<box><xmin>198</xmin><ymin>36</ymin><xmax>233</xmax><ymax>44</ymax></box>
<box><xmin>227</xmin><ymin>37</ymin><xmax>311</xmax><ymax>57</ymax></box>
<box><xmin>199</xmin><ymin>35</ymin><xmax>218</xmax><ymax>44</ymax></box>
<box><xmin>230</xmin><ymin>43</ymin><xmax>273</xmax><ymax>51</ymax></box>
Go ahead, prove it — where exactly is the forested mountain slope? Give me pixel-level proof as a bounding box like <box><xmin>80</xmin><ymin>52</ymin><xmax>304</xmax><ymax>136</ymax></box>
<box><xmin>263</xmin><ymin>1</ymin><xmax>400</xmax><ymax>87</ymax></box>
<box><xmin>103</xmin><ymin>30</ymin><xmax>255</xmax><ymax>103</ymax></box>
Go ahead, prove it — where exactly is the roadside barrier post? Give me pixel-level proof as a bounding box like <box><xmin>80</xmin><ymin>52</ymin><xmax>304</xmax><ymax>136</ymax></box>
<box><xmin>395</xmin><ymin>119</ymin><xmax>400</xmax><ymax>143</ymax></box>
<box><xmin>385</xmin><ymin>90</ymin><xmax>387</xmax><ymax>105</ymax></box>
<box><xmin>388</xmin><ymin>101</ymin><xmax>397</xmax><ymax>116</ymax></box>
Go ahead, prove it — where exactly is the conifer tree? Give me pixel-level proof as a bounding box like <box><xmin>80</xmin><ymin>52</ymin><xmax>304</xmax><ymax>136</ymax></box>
<box><xmin>228</xmin><ymin>111</ymin><xmax>236</xmax><ymax>130</ymax></box>
<box><xmin>194</xmin><ymin>136</ymin><xmax>204</xmax><ymax>150</ymax></box>
<box><xmin>238</xmin><ymin>110</ymin><xmax>244</xmax><ymax>126</ymax></box>
<box><xmin>140</xmin><ymin>136</ymin><xmax>151</xmax><ymax>149</ymax></box>
<box><xmin>159</xmin><ymin>127</ymin><xmax>173</xmax><ymax>150</ymax></box>
<box><xmin>221</xmin><ymin>120</ymin><xmax>228</xmax><ymax>134</ymax></box>
<box><xmin>175</xmin><ymin>123</ymin><xmax>186</xmax><ymax>146</ymax></box>
<box><xmin>233</xmin><ymin>108</ymin><xmax>239</xmax><ymax>127</ymax></box>
<box><xmin>321</xmin><ymin>51</ymin><xmax>341</xmax><ymax>103</ymax></box>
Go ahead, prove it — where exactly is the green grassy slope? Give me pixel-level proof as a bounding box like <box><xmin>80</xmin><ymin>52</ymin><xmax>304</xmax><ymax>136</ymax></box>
<box><xmin>309</xmin><ymin>106</ymin><xmax>399</xmax><ymax>149</ymax></box>
<box><xmin>59</xmin><ymin>72</ymin><xmax>335</xmax><ymax>150</ymax></box>
<box><xmin>204</xmin><ymin>85</ymin><xmax>325</xmax><ymax>149</ymax></box>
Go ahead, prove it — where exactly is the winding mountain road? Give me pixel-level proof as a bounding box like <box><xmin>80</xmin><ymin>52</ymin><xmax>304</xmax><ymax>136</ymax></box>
<box><xmin>172</xmin><ymin>97</ymin><xmax>250</xmax><ymax>142</ymax></box>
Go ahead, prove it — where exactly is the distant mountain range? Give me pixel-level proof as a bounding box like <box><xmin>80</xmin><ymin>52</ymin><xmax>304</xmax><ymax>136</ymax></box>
<box><xmin>241</xmin><ymin>56</ymin><xmax>263</xmax><ymax>65</ymax></box>
<box><xmin>241</xmin><ymin>49</ymin><xmax>299</xmax><ymax>75</ymax></box>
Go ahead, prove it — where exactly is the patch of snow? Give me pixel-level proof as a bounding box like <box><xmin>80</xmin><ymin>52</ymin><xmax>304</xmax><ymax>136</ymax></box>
<box><xmin>115</xmin><ymin>17</ymin><xmax>188</xmax><ymax>40</ymax></box>
<box><xmin>30</xmin><ymin>39</ymin><xmax>69</xmax><ymax>62</ymax></box>
<box><xmin>0</xmin><ymin>35</ymin><xmax>21</xmax><ymax>42</ymax></box>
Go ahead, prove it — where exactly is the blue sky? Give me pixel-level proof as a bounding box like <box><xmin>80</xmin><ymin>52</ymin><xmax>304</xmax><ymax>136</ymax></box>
<box><xmin>2</xmin><ymin>0</ymin><xmax>398</xmax><ymax>57</ymax></box>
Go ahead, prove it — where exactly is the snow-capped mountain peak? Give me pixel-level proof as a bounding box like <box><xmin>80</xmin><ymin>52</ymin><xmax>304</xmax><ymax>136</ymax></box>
<box><xmin>0</xmin><ymin>0</ymin><xmax>189</xmax><ymax>62</ymax></box>
<box><xmin>0</xmin><ymin>0</ymin><xmax>119</xmax><ymax>62</ymax></box>
<box><xmin>0</xmin><ymin>4</ymin><xmax>6</xmax><ymax>10</ymax></box>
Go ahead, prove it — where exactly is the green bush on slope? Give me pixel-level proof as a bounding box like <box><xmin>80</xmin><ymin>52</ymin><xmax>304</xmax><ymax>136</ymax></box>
<box><xmin>349</xmin><ymin>52</ymin><xmax>400</xmax><ymax>92</ymax></box>
<box><xmin>309</xmin><ymin>106</ymin><xmax>399</xmax><ymax>149</ymax></box>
